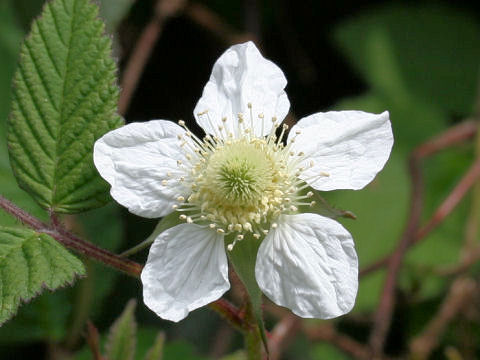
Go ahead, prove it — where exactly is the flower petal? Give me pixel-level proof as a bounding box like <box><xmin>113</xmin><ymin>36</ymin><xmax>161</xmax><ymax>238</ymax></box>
<box><xmin>289</xmin><ymin>111</ymin><xmax>393</xmax><ymax>190</ymax></box>
<box><xmin>194</xmin><ymin>41</ymin><xmax>290</xmax><ymax>138</ymax></box>
<box><xmin>94</xmin><ymin>120</ymin><xmax>191</xmax><ymax>218</ymax></box>
<box><xmin>255</xmin><ymin>213</ymin><xmax>358</xmax><ymax>319</ymax></box>
<box><xmin>141</xmin><ymin>224</ymin><xmax>230</xmax><ymax>322</ymax></box>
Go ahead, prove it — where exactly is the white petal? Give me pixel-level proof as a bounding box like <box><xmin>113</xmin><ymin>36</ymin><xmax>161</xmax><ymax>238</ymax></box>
<box><xmin>141</xmin><ymin>224</ymin><xmax>230</xmax><ymax>322</ymax></box>
<box><xmin>289</xmin><ymin>111</ymin><xmax>393</xmax><ymax>190</ymax></box>
<box><xmin>255</xmin><ymin>213</ymin><xmax>358</xmax><ymax>319</ymax></box>
<box><xmin>194</xmin><ymin>41</ymin><xmax>290</xmax><ymax>138</ymax></box>
<box><xmin>94</xmin><ymin>120</ymin><xmax>191</xmax><ymax>218</ymax></box>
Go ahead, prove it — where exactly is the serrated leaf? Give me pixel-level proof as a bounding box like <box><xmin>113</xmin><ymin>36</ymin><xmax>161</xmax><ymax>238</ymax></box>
<box><xmin>8</xmin><ymin>0</ymin><xmax>123</xmax><ymax>214</ymax></box>
<box><xmin>0</xmin><ymin>226</ymin><xmax>85</xmax><ymax>325</ymax></box>
<box><xmin>144</xmin><ymin>332</ymin><xmax>165</xmax><ymax>360</ymax></box>
<box><xmin>226</xmin><ymin>234</ymin><xmax>268</xmax><ymax>354</ymax></box>
<box><xmin>105</xmin><ymin>299</ymin><xmax>137</xmax><ymax>360</ymax></box>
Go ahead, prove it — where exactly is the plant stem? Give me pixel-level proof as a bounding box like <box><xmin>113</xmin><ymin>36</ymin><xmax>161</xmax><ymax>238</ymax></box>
<box><xmin>0</xmin><ymin>194</ymin><xmax>246</xmax><ymax>330</ymax></box>
<box><xmin>0</xmin><ymin>194</ymin><xmax>143</xmax><ymax>277</ymax></box>
<box><xmin>244</xmin><ymin>301</ymin><xmax>262</xmax><ymax>360</ymax></box>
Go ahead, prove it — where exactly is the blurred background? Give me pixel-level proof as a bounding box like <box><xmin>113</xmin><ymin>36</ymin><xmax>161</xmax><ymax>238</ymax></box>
<box><xmin>1</xmin><ymin>0</ymin><xmax>480</xmax><ymax>359</ymax></box>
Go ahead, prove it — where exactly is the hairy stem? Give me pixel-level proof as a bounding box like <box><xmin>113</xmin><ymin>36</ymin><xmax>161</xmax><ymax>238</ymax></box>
<box><xmin>244</xmin><ymin>301</ymin><xmax>262</xmax><ymax>360</ymax></box>
<box><xmin>0</xmin><ymin>194</ymin><xmax>141</xmax><ymax>277</ymax></box>
<box><xmin>0</xmin><ymin>195</ymin><xmax>245</xmax><ymax>331</ymax></box>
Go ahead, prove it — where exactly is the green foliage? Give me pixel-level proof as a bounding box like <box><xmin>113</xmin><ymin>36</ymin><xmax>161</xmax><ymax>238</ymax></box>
<box><xmin>8</xmin><ymin>0</ymin><xmax>123</xmax><ymax>214</ymax></box>
<box><xmin>311</xmin><ymin>343</ymin><xmax>351</xmax><ymax>359</ymax></box>
<box><xmin>334</xmin><ymin>4</ymin><xmax>480</xmax><ymax>116</ymax></box>
<box><xmin>106</xmin><ymin>299</ymin><xmax>137</xmax><ymax>360</ymax></box>
<box><xmin>328</xmin><ymin>3</ymin><xmax>480</xmax><ymax>316</ymax></box>
<box><xmin>144</xmin><ymin>332</ymin><xmax>165</xmax><ymax>360</ymax></box>
<box><xmin>0</xmin><ymin>227</ymin><xmax>85</xmax><ymax>325</ymax></box>
<box><xmin>75</xmin><ymin>307</ymin><xmax>205</xmax><ymax>360</ymax></box>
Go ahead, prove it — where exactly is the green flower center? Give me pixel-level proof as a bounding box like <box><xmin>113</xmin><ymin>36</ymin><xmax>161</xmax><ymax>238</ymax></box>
<box><xmin>173</xmin><ymin>111</ymin><xmax>318</xmax><ymax>244</ymax></box>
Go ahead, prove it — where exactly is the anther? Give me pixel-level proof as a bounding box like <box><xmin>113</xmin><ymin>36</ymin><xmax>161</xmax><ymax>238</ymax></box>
<box><xmin>310</xmin><ymin>201</ymin><xmax>316</xmax><ymax>207</ymax></box>
<box><xmin>271</xmin><ymin>223</ymin><xmax>278</xmax><ymax>229</ymax></box>
<box><xmin>217</xmin><ymin>228</ymin><xmax>225</xmax><ymax>234</ymax></box>
<box><xmin>209</xmin><ymin>223</ymin><xmax>216</xmax><ymax>229</ymax></box>
<box><xmin>222</xmin><ymin>117</ymin><xmax>227</xmax><ymax>122</ymax></box>
<box><xmin>186</xmin><ymin>217</ymin><xmax>193</xmax><ymax>223</ymax></box>
<box><xmin>307</xmin><ymin>191</ymin><xmax>314</xmax><ymax>197</ymax></box>
<box><xmin>177</xmin><ymin>196</ymin><xmax>185</xmax><ymax>202</ymax></box>
<box><xmin>179</xmin><ymin>214</ymin><xmax>187</xmax><ymax>220</ymax></box>
<box><xmin>162</xmin><ymin>180</ymin><xmax>168</xmax><ymax>186</ymax></box>
<box><xmin>253</xmin><ymin>233</ymin><xmax>261</xmax><ymax>239</ymax></box>
<box><xmin>178</xmin><ymin>120</ymin><xmax>185</xmax><ymax>126</ymax></box>
<box><xmin>237</xmin><ymin>234</ymin><xmax>244</xmax><ymax>240</ymax></box>
<box><xmin>247</xmin><ymin>102</ymin><xmax>252</xmax><ymax>109</ymax></box>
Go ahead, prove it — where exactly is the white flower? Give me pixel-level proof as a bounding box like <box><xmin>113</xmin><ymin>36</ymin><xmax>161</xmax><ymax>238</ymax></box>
<box><xmin>94</xmin><ymin>42</ymin><xmax>393</xmax><ymax>322</ymax></box>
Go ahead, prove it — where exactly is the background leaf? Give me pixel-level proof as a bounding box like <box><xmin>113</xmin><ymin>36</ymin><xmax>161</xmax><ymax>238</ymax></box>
<box><xmin>105</xmin><ymin>299</ymin><xmax>137</xmax><ymax>360</ymax></box>
<box><xmin>8</xmin><ymin>0</ymin><xmax>123</xmax><ymax>214</ymax></box>
<box><xmin>0</xmin><ymin>226</ymin><xmax>85</xmax><ymax>325</ymax></box>
<box><xmin>144</xmin><ymin>332</ymin><xmax>165</xmax><ymax>360</ymax></box>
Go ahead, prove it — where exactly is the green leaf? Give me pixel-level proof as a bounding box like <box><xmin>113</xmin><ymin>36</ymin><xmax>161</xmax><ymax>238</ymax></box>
<box><xmin>8</xmin><ymin>0</ymin><xmax>123</xmax><ymax>214</ymax></box>
<box><xmin>334</xmin><ymin>4</ymin><xmax>480</xmax><ymax>115</ymax></box>
<box><xmin>226</xmin><ymin>234</ymin><xmax>268</xmax><ymax>354</ymax></box>
<box><xmin>105</xmin><ymin>299</ymin><xmax>137</xmax><ymax>360</ymax></box>
<box><xmin>144</xmin><ymin>332</ymin><xmax>165</xmax><ymax>360</ymax></box>
<box><xmin>0</xmin><ymin>226</ymin><xmax>85</xmax><ymax>325</ymax></box>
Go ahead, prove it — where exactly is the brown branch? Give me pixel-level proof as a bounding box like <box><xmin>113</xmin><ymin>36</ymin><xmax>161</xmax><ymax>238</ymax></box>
<box><xmin>0</xmin><ymin>195</ymin><xmax>143</xmax><ymax>277</ymax></box>
<box><xmin>369</xmin><ymin>151</ymin><xmax>424</xmax><ymax>355</ymax></box>
<box><xmin>304</xmin><ymin>324</ymin><xmax>374</xmax><ymax>360</ymax></box>
<box><xmin>185</xmin><ymin>2</ymin><xmax>255</xmax><ymax>45</ymax></box>
<box><xmin>409</xmin><ymin>278</ymin><xmax>477</xmax><ymax>359</ymax></box>
<box><xmin>86</xmin><ymin>321</ymin><xmax>106</xmax><ymax>360</ymax></box>
<box><xmin>209</xmin><ymin>298</ymin><xmax>245</xmax><ymax>332</ymax></box>
<box><xmin>367</xmin><ymin>120</ymin><xmax>478</xmax><ymax>355</ymax></box>
<box><xmin>416</xmin><ymin>158</ymin><xmax>480</xmax><ymax>241</ymax></box>
<box><xmin>119</xmin><ymin>0</ymin><xmax>186</xmax><ymax>115</ymax></box>
<box><xmin>268</xmin><ymin>314</ymin><xmax>302</xmax><ymax>360</ymax></box>
<box><xmin>361</xmin><ymin>157</ymin><xmax>480</xmax><ymax>279</ymax></box>
<box><xmin>360</xmin><ymin>120</ymin><xmax>478</xmax><ymax>278</ymax></box>
<box><xmin>0</xmin><ymin>194</ymin><xmax>245</xmax><ymax>330</ymax></box>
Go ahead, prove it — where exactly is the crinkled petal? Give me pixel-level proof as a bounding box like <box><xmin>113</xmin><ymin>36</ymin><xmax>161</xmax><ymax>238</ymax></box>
<box><xmin>289</xmin><ymin>111</ymin><xmax>393</xmax><ymax>190</ymax></box>
<box><xmin>194</xmin><ymin>41</ymin><xmax>290</xmax><ymax>138</ymax></box>
<box><xmin>255</xmin><ymin>213</ymin><xmax>358</xmax><ymax>319</ymax></box>
<box><xmin>141</xmin><ymin>224</ymin><xmax>230</xmax><ymax>322</ymax></box>
<box><xmin>94</xmin><ymin>120</ymin><xmax>192</xmax><ymax>218</ymax></box>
